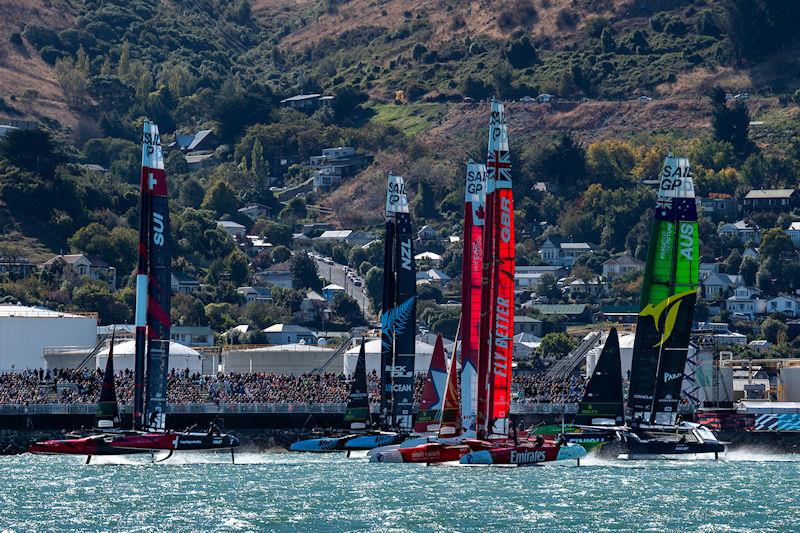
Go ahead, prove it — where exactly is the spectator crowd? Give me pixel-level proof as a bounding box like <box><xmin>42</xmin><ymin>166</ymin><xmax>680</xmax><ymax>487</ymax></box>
<box><xmin>0</xmin><ymin>368</ymin><xmax>586</xmax><ymax>406</ymax></box>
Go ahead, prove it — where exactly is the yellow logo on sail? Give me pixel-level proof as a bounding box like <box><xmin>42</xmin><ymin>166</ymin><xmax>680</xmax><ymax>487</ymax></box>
<box><xmin>638</xmin><ymin>289</ymin><xmax>695</xmax><ymax>348</ymax></box>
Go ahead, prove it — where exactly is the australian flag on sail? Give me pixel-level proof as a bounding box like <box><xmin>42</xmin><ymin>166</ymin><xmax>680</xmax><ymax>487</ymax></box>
<box><xmin>655</xmin><ymin>196</ymin><xmax>696</xmax><ymax>222</ymax></box>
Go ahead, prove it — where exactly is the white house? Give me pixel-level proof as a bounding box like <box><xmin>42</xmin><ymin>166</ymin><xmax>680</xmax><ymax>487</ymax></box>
<box><xmin>417</xmin><ymin>225</ymin><xmax>438</xmax><ymax>241</ymax></box>
<box><xmin>238</xmin><ymin>204</ymin><xmax>270</xmax><ymax>221</ymax></box>
<box><xmin>171</xmin><ymin>272</ymin><xmax>201</xmax><ymax>294</ymax></box>
<box><xmin>767</xmin><ymin>294</ymin><xmax>800</xmax><ymax>318</ymax></box>
<box><xmin>718</xmin><ymin>220</ymin><xmax>760</xmax><ymax>245</ymax></box>
<box><xmin>257</xmin><ymin>261</ymin><xmax>293</xmax><ymax>289</ymax></box>
<box><xmin>726</xmin><ymin>286</ymin><xmax>766</xmax><ymax>319</ymax></box>
<box><xmin>237</xmin><ymin>286</ymin><xmax>273</xmax><ymax>303</ymax></box>
<box><xmin>601</xmin><ymin>255</ymin><xmax>645</xmax><ymax>278</ymax></box>
<box><xmin>538</xmin><ymin>238</ymin><xmax>593</xmax><ymax>268</ymax></box>
<box><xmin>701</xmin><ymin>272</ymin><xmax>742</xmax><ymax>299</ymax></box>
<box><xmin>217</xmin><ymin>220</ymin><xmax>246</xmax><ymax>239</ymax></box>
<box><xmin>314</xmin><ymin>230</ymin><xmax>376</xmax><ymax>247</ymax></box>
<box><xmin>788</xmin><ymin>222</ymin><xmax>800</xmax><ymax>248</ymax></box>
<box><xmin>42</xmin><ymin>253</ymin><xmax>117</xmax><ymax>289</ymax></box>
<box><xmin>263</xmin><ymin>324</ymin><xmax>317</xmax><ymax>345</ymax></box>
<box><xmin>416</xmin><ymin>269</ymin><xmax>450</xmax><ymax>284</ymax></box>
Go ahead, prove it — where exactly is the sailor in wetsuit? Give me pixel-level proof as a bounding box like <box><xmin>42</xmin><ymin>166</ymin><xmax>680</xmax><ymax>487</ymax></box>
<box><xmin>533</xmin><ymin>435</ymin><xmax>545</xmax><ymax>447</ymax></box>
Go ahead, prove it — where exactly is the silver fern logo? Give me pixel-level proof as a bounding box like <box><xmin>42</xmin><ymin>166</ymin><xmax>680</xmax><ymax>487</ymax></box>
<box><xmin>381</xmin><ymin>296</ymin><xmax>416</xmax><ymax>348</ymax></box>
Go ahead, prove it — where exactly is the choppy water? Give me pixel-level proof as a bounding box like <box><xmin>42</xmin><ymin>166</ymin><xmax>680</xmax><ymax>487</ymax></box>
<box><xmin>1</xmin><ymin>449</ymin><xmax>799</xmax><ymax>531</ymax></box>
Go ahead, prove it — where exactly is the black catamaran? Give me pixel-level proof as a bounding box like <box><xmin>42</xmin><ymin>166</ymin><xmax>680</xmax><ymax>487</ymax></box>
<box><xmin>30</xmin><ymin>122</ymin><xmax>239</xmax><ymax>462</ymax></box>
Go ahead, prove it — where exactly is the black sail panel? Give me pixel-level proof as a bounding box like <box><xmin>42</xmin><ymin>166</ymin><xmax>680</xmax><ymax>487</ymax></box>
<box><xmin>142</xmin><ymin>121</ymin><xmax>171</xmax><ymax>431</ymax></box>
<box><xmin>379</xmin><ymin>217</ymin><xmax>396</xmax><ymax>424</ymax></box>
<box><xmin>344</xmin><ymin>342</ymin><xmax>370</xmax><ymax>430</ymax></box>
<box><xmin>574</xmin><ymin>328</ymin><xmax>623</xmax><ymax>426</ymax></box>
<box><xmin>96</xmin><ymin>330</ymin><xmax>120</xmax><ymax>429</ymax></box>
<box><xmin>392</xmin><ymin>203</ymin><xmax>416</xmax><ymax>431</ymax></box>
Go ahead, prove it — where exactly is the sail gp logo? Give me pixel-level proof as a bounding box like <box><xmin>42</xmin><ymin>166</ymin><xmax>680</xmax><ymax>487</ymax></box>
<box><xmin>639</xmin><ymin>289</ymin><xmax>696</xmax><ymax>348</ymax></box>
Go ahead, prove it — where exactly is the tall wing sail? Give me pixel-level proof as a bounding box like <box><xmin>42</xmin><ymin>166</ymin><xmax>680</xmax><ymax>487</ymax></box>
<box><xmin>344</xmin><ymin>342</ymin><xmax>370</xmax><ymax>430</ymax></box>
<box><xmin>626</xmin><ymin>155</ymin><xmax>699</xmax><ymax>426</ymax></box>
<box><xmin>142</xmin><ymin>121</ymin><xmax>171</xmax><ymax>431</ymax></box>
<box><xmin>380</xmin><ymin>174</ymin><xmax>416</xmax><ymax>431</ymax></box>
<box><xmin>460</xmin><ymin>161</ymin><xmax>486</xmax><ymax>435</ymax></box>
<box><xmin>413</xmin><ymin>334</ymin><xmax>447</xmax><ymax>434</ymax></box>
<box><xmin>438</xmin><ymin>341</ymin><xmax>462</xmax><ymax>437</ymax></box>
<box><xmin>133</xmin><ymin>123</ymin><xmax>154</xmax><ymax>429</ymax></box>
<box><xmin>96</xmin><ymin>329</ymin><xmax>120</xmax><ymax>429</ymax></box>
<box><xmin>482</xmin><ymin>99</ymin><xmax>515</xmax><ymax>436</ymax></box>
<box><xmin>574</xmin><ymin>328</ymin><xmax>624</xmax><ymax>426</ymax></box>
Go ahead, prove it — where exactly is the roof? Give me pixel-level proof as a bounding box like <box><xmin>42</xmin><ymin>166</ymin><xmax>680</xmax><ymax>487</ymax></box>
<box><xmin>265</xmin><ymin>261</ymin><xmax>291</xmax><ymax>273</ymax></box>
<box><xmin>526</xmin><ymin>304</ymin><xmax>587</xmax><ymax>315</ymax></box>
<box><xmin>237</xmin><ymin>286</ymin><xmax>272</xmax><ymax>298</ymax></box>
<box><xmin>560</xmin><ymin>242</ymin><xmax>592</xmax><ymax>250</ymax></box>
<box><xmin>101</xmin><ymin>340</ymin><xmax>199</xmax><ymax>357</ymax></box>
<box><xmin>789</xmin><ymin>222</ymin><xmax>800</xmax><ymax>231</ymax></box>
<box><xmin>317</xmin><ymin>230</ymin><xmax>352</xmax><ymax>239</ymax></box>
<box><xmin>0</xmin><ymin>304</ymin><xmax>93</xmax><ymax>319</ymax></box>
<box><xmin>171</xmin><ymin>271</ymin><xmax>198</xmax><ymax>284</ymax></box>
<box><xmin>42</xmin><ymin>253</ymin><xmax>110</xmax><ymax>268</ymax></box>
<box><xmin>768</xmin><ymin>294</ymin><xmax>800</xmax><ymax>303</ymax></box>
<box><xmin>415</xmin><ymin>251</ymin><xmax>442</xmax><ymax>261</ymax></box>
<box><xmin>187</xmin><ymin>129</ymin><xmax>214</xmax><ymax>151</ymax></box>
<box><xmin>185</xmin><ymin>152</ymin><xmax>216</xmax><ymax>164</ymax></box>
<box><xmin>745</xmin><ymin>189</ymin><xmax>797</xmax><ymax>199</ymax></box>
<box><xmin>230</xmin><ymin>343</ymin><xmax>333</xmax><ymax>353</ymax></box>
<box><xmin>263</xmin><ymin>323</ymin><xmax>314</xmax><ymax>333</ymax></box>
<box><xmin>281</xmin><ymin>93</ymin><xmax>322</xmax><ymax>103</ymax></box>
<box><xmin>306</xmin><ymin>290</ymin><xmax>326</xmax><ymax>301</ymax></box>
<box><xmin>514</xmin><ymin>315</ymin><xmax>542</xmax><ymax>324</ymax></box>
<box><xmin>602</xmin><ymin>255</ymin><xmax>644</xmax><ymax>267</ymax></box>
<box><xmin>323</xmin><ymin>284</ymin><xmax>345</xmax><ymax>291</ymax></box>
<box><xmin>216</xmin><ymin>220</ymin><xmax>246</xmax><ymax>229</ymax></box>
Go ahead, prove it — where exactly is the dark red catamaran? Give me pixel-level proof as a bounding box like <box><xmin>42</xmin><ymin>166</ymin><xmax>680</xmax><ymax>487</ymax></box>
<box><xmin>29</xmin><ymin>122</ymin><xmax>239</xmax><ymax>463</ymax></box>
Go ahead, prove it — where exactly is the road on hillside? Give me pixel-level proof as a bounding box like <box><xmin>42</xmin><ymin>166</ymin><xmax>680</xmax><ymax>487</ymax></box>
<box><xmin>314</xmin><ymin>257</ymin><xmax>372</xmax><ymax>318</ymax></box>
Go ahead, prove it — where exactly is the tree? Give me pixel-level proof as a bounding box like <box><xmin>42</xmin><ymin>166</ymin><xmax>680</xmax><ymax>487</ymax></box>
<box><xmin>179</xmin><ymin>179</ymin><xmax>205</xmax><ymax>208</ymax></box>
<box><xmin>332</xmin><ymin>293</ymin><xmax>365</xmax><ymax>325</ymax></box>
<box><xmin>524</xmin><ymin>133</ymin><xmax>587</xmax><ymax>199</ymax></box>
<box><xmin>171</xmin><ymin>293</ymin><xmax>208</xmax><ymax>326</ymax></box>
<box><xmin>760</xmin><ymin>228</ymin><xmax>795</xmax><ymax>262</ymax></box>
<box><xmin>723</xmin><ymin>249</ymin><xmax>742</xmax><ymax>275</ymax></box>
<box><xmin>761</xmin><ymin>317</ymin><xmax>788</xmax><ymax>345</ymax></box>
<box><xmin>290</xmin><ymin>253</ymin><xmax>322</xmax><ymax>290</ymax></box>
<box><xmin>504</xmin><ymin>34</ymin><xmax>536</xmax><ymax>69</ymax></box>
<box><xmin>331</xmin><ymin>85</ymin><xmax>368</xmax><ymax>124</ymax></box>
<box><xmin>461</xmin><ymin>76</ymin><xmax>492</xmax><ymax>100</ymax></box>
<box><xmin>600</xmin><ymin>28</ymin><xmax>616</xmax><ymax>52</ymax></box>
<box><xmin>250</xmin><ymin>138</ymin><xmax>269</xmax><ymax>181</ymax></box>
<box><xmin>201</xmin><ymin>180</ymin><xmax>239</xmax><ymax>217</ymax></box>
<box><xmin>279</xmin><ymin>197</ymin><xmax>307</xmax><ymax>222</ymax></box>
<box><xmin>537</xmin><ymin>273</ymin><xmax>561</xmax><ymax>301</ymax></box>
<box><xmin>71</xmin><ymin>279</ymin><xmax>128</xmax><ymax>323</ymax></box>
<box><xmin>739</xmin><ymin>256</ymin><xmax>758</xmax><ymax>286</ymax></box>
<box><xmin>540</xmin><ymin>332</ymin><xmax>577</xmax><ymax>359</ymax></box>
<box><xmin>271</xmin><ymin>245</ymin><xmax>291</xmax><ymax>264</ymax></box>
<box><xmin>412</xmin><ymin>180</ymin><xmax>437</xmax><ymax>220</ymax></box>
<box><xmin>364</xmin><ymin>266</ymin><xmax>383</xmax><ymax>310</ymax></box>
<box><xmin>712</xmin><ymin>99</ymin><xmax>752</xmax><ymax>157</ymax></box>
<box><xmin>0</xmin><ymin>128</ymin><xmax>62</xmax><ymax>176</ymax></box>
<box><xmin>226</xmin><ymin>249</ymin><xmax>250</xmax><ymax>286</ymax></box>
<box><xmin>260</xmin><ymin>222</ymin><xmax>293</xmax><ymax>247</ymax></box>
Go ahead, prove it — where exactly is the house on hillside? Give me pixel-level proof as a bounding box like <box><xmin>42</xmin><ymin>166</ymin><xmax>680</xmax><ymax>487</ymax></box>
<box><xmin>217</xmin><ymin>220</ymin><xmax>246</xmax><ymax>239</ymax></box>
<box><xmin>169</xmin><ymin>129</ymin><xmax>218</xmax><ymax>152</ymax></box>
<box><xmin>701</xmin><ymin>272</ymin><xmax>742</xmax><ymax>299</ymax></box>
<box><xmin>788</xmin><ymin>222</ymin><xmax>800</xmax><ymax>248</ymax></box>
<box><xmin>416</xmin><ymin>269</ymin><xmax>450</xmax><ymax>285</ymax></box>
<box><xmin>699</xmin><ymin>262</ymin><xmax>720</xmax><ymax>281</ymax></box>
<box><xmin>301</xmin><ymin>222</ymin><xmax>332</xmax><ymax>236</ymax></box>
<box><xmin>263</xmin><ymin>323</ymin><xmax>317</xmax><ymax>345</ymax></box>
<box><xmin>538</xmin><ymin>237</ymin><xmax>594</xmax><ymax>268</ymax></box>
<box><xmin>602</xmin><ymin>255</ymin><xmax>645</xmax><ymax>279</ymax></box>
<box><xmin>719</xmin><ymin>220</ymin><xmax>760</xmax><ymax>245</ymax></box>
<box><xmin>171</xmin><ymin>326</ymin><xmax>214</xmax><ymax>347</ymax></box>
<box><xmin>280</xmin><ymin>94</ymin><xmax>334</xmax><ymax>111</ymax></box>
<box><xmin>322</xmin><ymin>284</ymin><xmax>345</xmax><ymax>301</ymax></box>
<box><xmin>237</xmin><ymin>286</ymin><xmax>273</xmax><ymax>303</ymax></box>
<box><xmin>238</xmin><ymin>204</ymin><xmax>270</xmax><ymax>221</ymax></box>
<box><xmin>171</xmin><ymin>272</ymin><xmax>201</xmax><ymax>294</ymax></box>
<box><xmin>743</xmin><ymin>189</ymin><xmax>799</xmax><ymax>212</ymax></box>
<box><xmin>767</xmin><ymin>294</ymin><xmax>800</xmax><ymax>318</ymax></box>
<box><xmin>726</xmin><ymin>286</ymin><xmax>766</xmax><ymax>319</ymax></box>
<box><xmin>514</xmin><ymin>316</ymin><xmax>543</xmax><ymax>336</ymax></box>
<box><xmin>42</xmin><ymin>254</ymin><xmax>116</xmax><ymax>289</ymax></box>
<box><xmin>314</xmin><ymin>230</ymin><xmax>376</xmax><ymax>247</ymax></box>
<box><xmin>417</xmin><ymin>225</ymin><xmax>439</xmax><ymax>241</ymax></box>
<box><xmin>257</xmin><ymin>261</ymin><xmax>293</xmax><ymax>289</ymax></box>
<box><xmin>309</xmin><ymin>147</ymin><xmax>373</xmax><ymax>191</ymax></box>
<box><xmin>699</xmin><ymin>194</ymin><xmax>738</xmax><ymax>221</ymax></box>
<box><xmin>521</xmin><ymin>303</ymin><xmax>590</xmax><ymax>323</ymax></box>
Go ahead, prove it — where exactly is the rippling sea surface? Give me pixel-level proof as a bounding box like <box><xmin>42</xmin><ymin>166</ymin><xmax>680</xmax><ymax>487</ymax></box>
<box><xmin>2</xmin><ymin>449</ymin><xmax>799</xmax><ymax>531</ymax></box>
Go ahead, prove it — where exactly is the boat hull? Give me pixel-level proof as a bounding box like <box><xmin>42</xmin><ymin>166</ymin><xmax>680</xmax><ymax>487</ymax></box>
<box><xmin>370</xmin><ymin>442</ymin><xmax>472</xmax><ymax>463</ymax></box>
<box><xmin>289</xmin><ymin>435</ymin><xmax>354</xmax><ymax>452</ymax></box>
<box><xmin>343</xmin><ymin>433</ymin><xmax>405</xmax><ymax>450</ymax></box>
<box><xmin>532</xmin><ymin>425</ymin><xmax>616</xmax><ymax>451</ymax></box>
<box><xmin>460</xmin><ymin>442</ymin><xmax>587</xmax><ymax>465</ymax></box>
<box><xmin>28</xmin><ymin>431</ymin><xmax>239</xmax><ymax>456</ymax></box>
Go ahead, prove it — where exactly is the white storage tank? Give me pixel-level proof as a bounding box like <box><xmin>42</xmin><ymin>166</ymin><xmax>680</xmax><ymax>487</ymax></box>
<box><xmin>779</xmin><ymin>366</ymin><xmax>800</xmax><ymax>402</ymax></box>
<box><xmin>0</xmin><ymin>305</ymin><xmax>97</xmax><ymax>372</ymax></box>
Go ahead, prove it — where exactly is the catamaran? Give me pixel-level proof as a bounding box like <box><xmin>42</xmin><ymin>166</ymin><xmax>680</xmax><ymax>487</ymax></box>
<box><xmin>289</xmin><ymin>342</ymin><xmax>403</xmax><ymax>452</ymax></box>
<box><xmin>581</xmin><ymin>154</ymin><xmax>724</xmax><ymax>459</ymax></box>
<box><xmin>370</xmin><ymin>334</ymin><xmax>477</xmax><ymax>463</ymax></box>
<box><xmin>29</xmin><ymin>122</ymin><xmax>239</xmax><ymax>462</ymax></box>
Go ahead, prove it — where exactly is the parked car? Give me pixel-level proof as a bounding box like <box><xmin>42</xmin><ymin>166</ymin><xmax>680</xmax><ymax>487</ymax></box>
<box><xmin>519</xmin><ymin>96</ymin><xmax>536</xmax><ymax>103</ymax></box>
<box><xmin>637</xmin><ymin>95</ymin><xmax>653</xmax><ymax>101</ymax></box>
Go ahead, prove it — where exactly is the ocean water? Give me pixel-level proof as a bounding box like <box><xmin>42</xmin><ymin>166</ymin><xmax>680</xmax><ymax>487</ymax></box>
<box><xmin>1</xmin><ymin>449</ymin><xmax>799</xmax><ymax>532</ymax></box>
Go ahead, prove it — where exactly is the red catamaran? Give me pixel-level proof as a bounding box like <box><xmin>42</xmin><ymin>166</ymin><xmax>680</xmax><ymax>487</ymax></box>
<box><xmin>29</xmin><ymin>122</ymin><xmax>239</xmax><ymax>462</ymax></box>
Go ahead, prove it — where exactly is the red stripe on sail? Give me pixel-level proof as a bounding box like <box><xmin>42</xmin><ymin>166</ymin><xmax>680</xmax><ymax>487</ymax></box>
<box><xmin>477</xmin><ymin>187</ymin><xmax>496</xmax><ymax>435</ymax></box>
<box><xmin>489</xmin><ymin>188</ymin><xmax>514</xmax><ymax>421</ymax></box>
<box><xmin>413</xmin><ymin>335</ymin><xmax>447</xmax><ymax>433</ymax></box>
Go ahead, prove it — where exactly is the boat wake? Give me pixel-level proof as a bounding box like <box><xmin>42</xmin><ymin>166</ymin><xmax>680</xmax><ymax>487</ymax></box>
<box><xmin>721</xmin><ymin>448</ymin><xmax>800</xmax><ymax>462</ymax></box>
